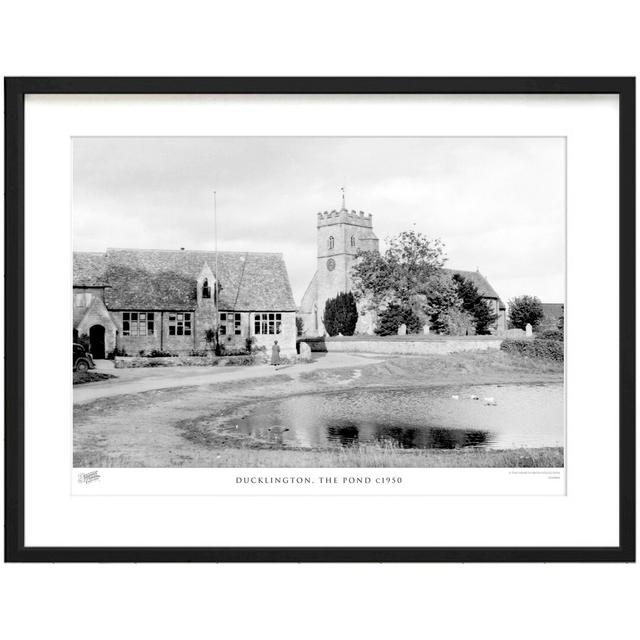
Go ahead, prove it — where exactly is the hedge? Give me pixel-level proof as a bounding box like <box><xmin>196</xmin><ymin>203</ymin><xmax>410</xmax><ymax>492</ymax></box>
<box><xmin>537</xmin><ymin>329</ymin><xmax>564</xmax><ymax>341</ymax></box>
<box><xmin>114</xmin><ymin>354</ymin><xmax>255</xmax><ymax>368</ymax></box>
<box><xmin>500</xmin><ymin>338</ymin><xmax>564</xmax><ymax>361</ymax></box>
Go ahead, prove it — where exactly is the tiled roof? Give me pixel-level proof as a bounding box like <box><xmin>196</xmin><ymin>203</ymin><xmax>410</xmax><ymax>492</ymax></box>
<box><xmin>73</xmin><ymin>252</ymin><xmax>108</xmax><ymax>286</ymax></box>
<box><xmin>444</xmin><ymin>268</ymin><xmax>506</xmax><ymax>310</ymax></box>
<box><xmin>73</xmin><ymin>249</ymin><xmax>297</xmax><ymax>312</ymax></box>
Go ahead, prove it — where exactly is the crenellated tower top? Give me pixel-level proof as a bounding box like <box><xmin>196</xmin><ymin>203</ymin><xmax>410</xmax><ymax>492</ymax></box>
<box><xmin>317</xmin><ymin>208</ymin><xmax>374</xmax><ymax>229</ymax></box>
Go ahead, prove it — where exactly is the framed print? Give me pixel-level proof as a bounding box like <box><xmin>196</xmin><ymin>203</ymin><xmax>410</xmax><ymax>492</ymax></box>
<box><xmin>4</xmin><ymin>77</ymin><xmax>635</xmax><ymax>562</ymax></box>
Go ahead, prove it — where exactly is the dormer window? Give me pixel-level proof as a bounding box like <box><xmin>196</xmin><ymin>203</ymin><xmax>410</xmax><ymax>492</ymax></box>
<box><xmin>328</xmin><ymin>236</ymin><xmax>335</xmax><ymax>250</ymax></box>
<box><xmin>350</xmin><ymin>235</ymin><xmax>356</xmax><ymax>247</ymax></box>
<box><xmin>202</xmin><ymin>278</ymin><xmax>211</xmax><ymax>299</ymax></box>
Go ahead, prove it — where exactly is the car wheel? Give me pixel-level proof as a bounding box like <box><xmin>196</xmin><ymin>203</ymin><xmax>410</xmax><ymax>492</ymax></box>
<box><xmin>76</xmin><ymin>360</ymin><xmax>89</xmax><ymax>373</ymax></box>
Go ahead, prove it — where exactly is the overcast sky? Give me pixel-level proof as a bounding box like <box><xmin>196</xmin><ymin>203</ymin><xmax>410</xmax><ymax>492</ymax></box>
<box><xmin>73</xmin><ymin>137</ymin><xmax>565</xmax><ymax>306</ymax></box>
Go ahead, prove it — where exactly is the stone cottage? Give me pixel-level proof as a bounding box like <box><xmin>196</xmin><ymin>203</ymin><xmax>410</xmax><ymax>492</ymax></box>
<box><xmin>298</xmin><ymin>206</ymin><xmax>506</xmax><ymax>335</ymax></box>
<box><xmin>73</xmin><ymin>249</ymin><xmax>297</xmax><ymax>358</ymax></box>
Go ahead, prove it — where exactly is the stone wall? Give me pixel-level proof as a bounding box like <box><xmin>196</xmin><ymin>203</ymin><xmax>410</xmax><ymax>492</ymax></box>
<box><xmin>73</xmin><ymin>287</ymin><xmax>105</xmax><ymax>326</ymax></box>
<box><xmin>113</xmin><ymin>310</ymin><xmax>194</xmax><ymax>355</ymax></box>
<box><xmin>299</xmin><ymin>336</ymin><xmax>503</xmax><ymax>355</ymax></box>
<box><xmin>112</xmin><ymin>309</ymin><xmax>297</xmax><ymax>356</ymax></box>
<box><xmin>216</xmin><ymin>312</ymin><xmax>251</xmax><ymax>353</ymax></box>
<box><xmin>503</xmin><ymin>327</ymin><xmax>527</xmax><ymax>339</ymax></box>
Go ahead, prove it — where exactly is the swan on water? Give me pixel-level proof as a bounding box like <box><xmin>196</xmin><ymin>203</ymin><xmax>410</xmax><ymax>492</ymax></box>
<box><xmin>268</xmin><ymin>426</ymin><xmax>290</xmax><ymax>434</ymax></box>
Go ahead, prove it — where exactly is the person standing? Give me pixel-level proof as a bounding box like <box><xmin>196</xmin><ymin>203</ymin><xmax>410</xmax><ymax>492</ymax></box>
<box><xmin>271</xmin><ymin>340</ymin><xmax>281</xmax><ymax>366</ymax></box>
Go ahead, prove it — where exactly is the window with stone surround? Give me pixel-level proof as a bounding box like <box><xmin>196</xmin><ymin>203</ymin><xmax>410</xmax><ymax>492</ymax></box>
<box><xmin>254</xmin><ymin>313</ymin><xmax>282</xmax><ymax>335</ymax></box>
<box><xmin>219</xmin><ymin>312</ymin><xmax>241</xmax><ymax>335</ymax></box>
<box><xmin>328</xmin><ymin>236</ymin><xmax>334</xmax><ymax>249</ymax></box>
<box><xmin>122</xmin><ymin>312</ymin><xmax>155</xmax><ymax>336</ymax></box>
<box><xmin>351</xmin><ymin>235</ymin><xmax>356</xmax><ymax>247</ymax></box>
<box><xmin>202</xmin><ymin>278</ymin><xmax>211</xmax><ymax>299</ymax></box>
<box><xmin>168</xmin><ymin>312</ymin><xmax>192</xmax><ymax>336</ymax></box>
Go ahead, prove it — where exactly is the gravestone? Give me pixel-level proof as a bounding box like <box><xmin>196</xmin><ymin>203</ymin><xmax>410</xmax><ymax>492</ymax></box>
<box><xmin>525</xmin><ymin>323</ymin><xmax>533</xmax><ymax>337</ymax></box>
<box><xmin>423</xmin><ymin>325</ymin><xmax>430</xmax><ymax>335</ymax></box>
<box><xmin>397</xmin><ymin>323</ymin><xmax>407</xmax><ymax>336</ymax></box>
<box><xmin>299</xmin><ymin>342</ymin><xmax>312</xmax><ymax>362</ymax></box>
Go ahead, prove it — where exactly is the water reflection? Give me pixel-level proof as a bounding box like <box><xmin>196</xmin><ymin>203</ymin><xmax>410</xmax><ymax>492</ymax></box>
<box><xmin>325</xmin><ymin>423</ymin><xmax>491</xmax><ymax>449</ymax></box>
<box><xmin>326</xmin><ymin>423</ymin><xmax>360</xmax><ymax>446</ymax></box>
<box><xmin>231</xmin><ymin>383</ymin><xmax>564</xmax><ymax>450</ymax></box>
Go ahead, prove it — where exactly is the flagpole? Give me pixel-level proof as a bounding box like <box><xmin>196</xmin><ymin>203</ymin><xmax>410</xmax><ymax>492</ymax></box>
<box><xmin>214</xmin><ymin>190</ymin><xmax>218</xmax><ymax>295</ymax></box>
<box><xmin>214</xmin><ymin>190</ymin><xmax>219</xmax><ymax>354</ymax></box>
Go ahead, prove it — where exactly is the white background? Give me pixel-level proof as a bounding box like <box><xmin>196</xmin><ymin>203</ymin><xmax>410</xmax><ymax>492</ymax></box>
<box><xmin>1</xmin><ymin>2</ymin><xmax>638</xmax><ymax>639</ymax></box>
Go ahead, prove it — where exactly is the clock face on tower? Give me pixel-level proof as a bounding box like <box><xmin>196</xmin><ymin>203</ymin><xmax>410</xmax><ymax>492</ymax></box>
<box><xmin>326</xmin><ymin>258</ymin><xmax>336</xmax><ymax>271</ymax></box>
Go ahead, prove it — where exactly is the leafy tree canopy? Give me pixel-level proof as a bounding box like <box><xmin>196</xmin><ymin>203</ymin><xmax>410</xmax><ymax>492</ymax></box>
<box><xmin>350</xmin><ymin>230</ymin><xmax>503</xmax><ymax>336</ymax></box>
<box><xmin>351</xmin><ymin>230</ymin><xmax>446</xmax><ymax>308</ymax></box>
<box><xmin>452</xmin><ymin>273</ymin><xmax>498</xmax><ymax>335</ymax></box>
<box><xmin>473</xmin><ymin>300</ymin><xmax>499</xmax><ymax>335</ymax></box>
<box><xmin>437</xmin><ymin>307</ymin><xmax>477</xmax><ymax>336</ymax></box>
<box><xmin>375</xmin><ymin>303</ymin><xmax>422</xmax><ymax>336</ymax></box>
<box><xmin>452</xmin><ymin>274</ymin><xmax>479</xmax><ymax>314</ymax></box>
<box><xmin>422</xmin><ymin>272</ymin><xmax>461</xmax><ymax>333</ymax></box>
<box><xmin>508</xmin><ymin>295</ymin><xmax>544</xmax><ymax>330</ymax></box>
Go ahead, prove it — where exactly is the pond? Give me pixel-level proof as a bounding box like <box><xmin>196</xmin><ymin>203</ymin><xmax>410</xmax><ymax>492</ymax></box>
<box><xmin>229</xmin><ymin>383</ymin><xmax>564</xmax><ymax>450</ymax></box>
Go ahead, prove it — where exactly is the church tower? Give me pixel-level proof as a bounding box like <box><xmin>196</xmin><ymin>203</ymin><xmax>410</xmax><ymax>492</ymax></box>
<box><xmin>311</xmin><ymin>200</ymin><xmax>379</xmax><ymax>335</ymax></box>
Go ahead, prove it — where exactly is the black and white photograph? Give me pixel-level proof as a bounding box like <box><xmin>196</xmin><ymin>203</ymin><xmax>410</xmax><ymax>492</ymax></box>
<box><xmin>72</xmin><ymin>135</ymin><xmax>565</xmax><ymax>470</ymax></box>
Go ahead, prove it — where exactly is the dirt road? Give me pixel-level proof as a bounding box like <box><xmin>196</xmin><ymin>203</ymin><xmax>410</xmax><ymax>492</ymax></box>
<box><xmin>74</xmin><ymin>352</ymin><xmax>381</xmax><ymax>405</ymax></box>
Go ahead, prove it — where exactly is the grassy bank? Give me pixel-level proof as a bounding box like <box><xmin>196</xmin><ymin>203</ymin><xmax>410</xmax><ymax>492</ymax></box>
<box><xmin>73</xmin><ymin>371</ymin><xmax>116</xmax><ymax>385</ymax></box>
<box><xmin>301</xmin><ymin>350</ymin><xmax>563</xmax><ymax>388</ymax></box>
<box><xmin>75</xmin><ymin>445</ymin><xmax>564</xmax><ymax>468</ymax></box>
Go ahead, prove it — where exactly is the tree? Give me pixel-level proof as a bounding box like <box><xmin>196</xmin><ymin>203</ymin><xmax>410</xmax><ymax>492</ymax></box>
<box><xmin>351</xmin><ymin>230</ymin><xmax>447</xmax><ymax>309</ymax></box>
<box><xmin>473</xmin><ymin>300</ymin><xmax>499</xmax><ymax>335</ymax></box>
<box><xmin>508</xmin><ymin>295</ymin><xmax>544</xmax><ymax>330</ymax></box>
<box><xmin>375</xmin><ymin>303</ymin><xmax>422</xmax><ymax>336</ymax></box>
<box><xmin>323</xmin><ymin>292</ymin><xmax>359</xmax><ymax>336</ymax></box>
<box><xmin>452</xmin><ymin>273</ymin><xmax>498</xmax><ymax>334</ymax></box>
<box><xmin>452</xmin><ymin>274</ymin><xmax>478</xmax><ymax>314</ymax></box>
<box><xmin>437</xmin><ymin>307</ymin><xmax>476</xmax><ymax>336</ymax></box>
<box><xmin>422</xmin><ymin>272</ymin><xmax>461</xmax><ymax>334</ymax></box>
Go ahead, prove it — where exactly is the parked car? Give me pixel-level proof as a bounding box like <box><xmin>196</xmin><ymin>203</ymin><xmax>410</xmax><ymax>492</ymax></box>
<box><xmin>73</xmin><ymin>343</ymin><xmax>95</xmax><ymax>372</ymax></box>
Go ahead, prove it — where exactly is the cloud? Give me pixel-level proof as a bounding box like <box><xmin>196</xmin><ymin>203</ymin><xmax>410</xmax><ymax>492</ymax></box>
<box><xmin>73</xmin><ymin>136</ymin><xmax>565</xmax><ymax>305</ymax></box>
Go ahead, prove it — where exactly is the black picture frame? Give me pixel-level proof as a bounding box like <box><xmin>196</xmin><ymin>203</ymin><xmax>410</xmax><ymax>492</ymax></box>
<box><xmin>4</xmin><ymin>77</ymin><xmax>635</xmax><ymax>563</ymax></box>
